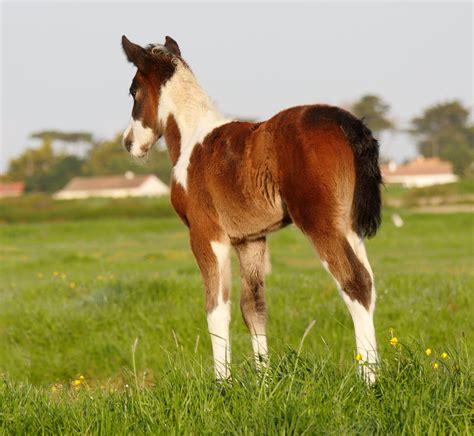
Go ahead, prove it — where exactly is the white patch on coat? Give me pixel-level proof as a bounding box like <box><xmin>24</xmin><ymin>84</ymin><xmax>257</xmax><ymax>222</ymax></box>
<box><xmin>207</xmin><ymin>240</ymin><xmax>231</xmax><ymax>379</ymax></box>
<box><xmin>124</xmin><ymin>118</ymin><xmax>156</xmax><ymax>158</ymax></box>
<box><xmin>157</xmin><ymin>62</ymin><xmax>231</xmax><ymax>190</ymax></box>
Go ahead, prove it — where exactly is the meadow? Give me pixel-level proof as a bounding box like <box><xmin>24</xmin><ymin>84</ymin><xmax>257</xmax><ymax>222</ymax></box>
<box><xmin>0</xmin><ymin>195</ymin><xmax>472</xmax><ymax>434</ymax></box>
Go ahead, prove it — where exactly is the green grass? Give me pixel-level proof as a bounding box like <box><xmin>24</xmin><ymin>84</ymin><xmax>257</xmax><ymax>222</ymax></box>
<box><xmin>0</xmin><ymin>206</ymin><xmax>472</xmax><ymax>434</ymax></box>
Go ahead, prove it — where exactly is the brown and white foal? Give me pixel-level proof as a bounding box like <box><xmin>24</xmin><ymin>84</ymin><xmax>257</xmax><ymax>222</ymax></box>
<box><xmin>121</xmin><ymin>36</ymin><xmax>382</xmax><ymax>383</ymax></box>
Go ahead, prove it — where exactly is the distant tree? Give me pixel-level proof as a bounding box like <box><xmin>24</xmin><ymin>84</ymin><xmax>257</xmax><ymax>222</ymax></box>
<box><xmin>30</xmin><ymin>130</ymin><xmax>94</xmax><ymax>157</ymax></box>
<box><xmin>351</xmin><ymin>95</ymin><xmax>394</xmax><ymax>137</ymax></box>
<box><xmin>5</xmin><ymin>130</ymin><xmax>94</xmax><ymax>192</ymax></box>
<box><xmin>7</xmin><ymin>142</ymin><xmax>55</xmax><ymax>182</ymax></box>
<box><xmin>409</xmin><ymin>101</ymin><xmax>474</xmax><ymax>176</ymax></box>
<box><xmin>30</xmin><ymin>130</ymin><xmax>93</xmax><ymax>144</ymax></box>
<box><xmin>27</xmin><ymin>155</ymin><xmax>84</xmax><ymax>192</ymax></box>
<box><xmin>5</xmin><ymin>129</ymin><xmax>173</xmax><ymax>192</ymax></box>
<box><xmin>82</xmin><ymin>133</ymin><xmax>172</xmax><ymax>182</ymax></box>
<box><xmin>6</xmin><ymin>142</ymin><xmax>84</xmax><ymax>192</ymax></box>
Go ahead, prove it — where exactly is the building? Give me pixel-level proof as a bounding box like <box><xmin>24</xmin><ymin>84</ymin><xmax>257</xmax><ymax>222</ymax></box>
<box><xmin>381</xmin><ymin>157</ymin><xmax>458</xmax><ymax>188</ymax></box>
<box><xmin>54</xmin><ymin>172</ymin><xmax>169</xmax><ymax>199</ymax></box>
<box><xmin>0</xmin><ymin>182</ymin><xmax>24</xmax><ymax>198</ymax></box>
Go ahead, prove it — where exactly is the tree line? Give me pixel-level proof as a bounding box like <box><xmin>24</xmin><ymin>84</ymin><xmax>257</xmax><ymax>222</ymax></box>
<box><xmin>2</xmin><ymin>96</ymin><xmax>473</xmax><ymax>192</ymax></box>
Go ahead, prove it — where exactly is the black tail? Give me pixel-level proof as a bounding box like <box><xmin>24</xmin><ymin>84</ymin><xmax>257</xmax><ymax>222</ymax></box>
<box><xmin>346</xmin><ymin>117</ymin><xmax>382</xmax><ymax>238</ymax></box>
<box><xmin>301</xmin><ymin>105</ymin><xmax>383</xmax><ymax>238</ymax></box>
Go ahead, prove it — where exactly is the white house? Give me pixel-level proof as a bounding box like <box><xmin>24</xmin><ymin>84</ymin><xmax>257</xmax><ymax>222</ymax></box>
<box><xmin>381</xmin><ymin>157</ymin><xmax>458</xmax><ymax>188</ymax></box>
<box><xmin>54</xmin><ymin>172</ymin><xmax>169</xmax><ymax>199</ymax></box>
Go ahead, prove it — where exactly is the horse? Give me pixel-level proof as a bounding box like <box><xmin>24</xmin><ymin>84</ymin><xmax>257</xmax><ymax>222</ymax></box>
<box><xmin>121</xmin><ymin>35</ymin><xmax>382</xmax><ymax>383</ymax></box>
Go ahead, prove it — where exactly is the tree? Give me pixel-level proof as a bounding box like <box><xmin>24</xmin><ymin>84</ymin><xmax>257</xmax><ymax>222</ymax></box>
<box><xmin>30</xmin><ymin>130</ymin><xmax>94</xmax><ymax>157</ymax></box>
<box><xmin>6</xmin><ymin>141</ymin><xmax>84</xmax><ymax>192</ymax></box>
<box><xmin>82</xmin><ymin>133</ymin><xmax>172</xmax><ymax>182</ymax></box>
<box><xmin>5</xmin><ymin>129</ymin><xmax>92</xmax><ymax>192</ymax></box>
<box><xmin>26</xmin><ymin>155</ymin><xmax>84</xmax><ymax>192</ymax></box>
<box><xmin>7</xmin><ymin>141</ymin><xmax>55</xmax><ymax>182</ymax></box>
<box><xmin>410</xmin><ymin>101</ymin><xmax>474</xmax><ymax>176</ymax></box>
<box><xmin>351</xmin><ymin>95</ymin><xmax>394</xmax><ymax>137</ymax></box>
<box><xmin>30</xmin><ymin>130</ymin><xmax>93</xmax><ymax>144</ymax></box>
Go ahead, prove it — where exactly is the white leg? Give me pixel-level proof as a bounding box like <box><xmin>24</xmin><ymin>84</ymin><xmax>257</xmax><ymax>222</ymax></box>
<box><xmin>208</xmin><ymin>241</ymin><xmax>232</xmax><ymax>380</ymax></box>
<box><xmin>207</xmin><ymin>298</ymin><xmax>231</xmax><ymax>379</ymax></box>
<box><xmin>251</xmin><ymin>334</ymin><xmax>269</xmax><ymax>369</ymax></box>
<box><xmin>341</xmin><ymin>292</ymin><xmax>378</xmax><ymax>383</ymax></box>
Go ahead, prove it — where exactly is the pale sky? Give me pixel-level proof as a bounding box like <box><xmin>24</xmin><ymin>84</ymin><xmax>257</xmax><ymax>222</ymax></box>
<box><xmin>1</xmin><ymin>1</ymin><xmax>472</xmax><ymax>172</ymax></box>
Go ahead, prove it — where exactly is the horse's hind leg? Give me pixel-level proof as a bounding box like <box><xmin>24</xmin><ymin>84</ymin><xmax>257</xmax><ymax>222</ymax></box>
<box><xmin>287</xmin><ymin>192</ymin><xmax>378</xmax><ymax>382</ymax></box>
<box><xmin>314</xmin><ymin>230</ymin><xmax>378</xmax><ymax>382</ymax></box>
<box><xmin>234</xmin><ymin>237</ymin><xmax>268</xmax><ymax>370</ymax></box>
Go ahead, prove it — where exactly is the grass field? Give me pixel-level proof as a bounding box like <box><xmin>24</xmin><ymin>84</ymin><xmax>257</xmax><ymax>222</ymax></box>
<box><xmin>0</xmin><ymin>198</ymin><xmax>472</xmax><ymax>434</ymax></box>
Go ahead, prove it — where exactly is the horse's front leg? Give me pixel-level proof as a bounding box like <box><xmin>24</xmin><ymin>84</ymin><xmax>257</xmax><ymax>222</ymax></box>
<box><xmin>190</xmin><ymin>230</ymin><xmax>232</xmax><ymax>380</ymax></box>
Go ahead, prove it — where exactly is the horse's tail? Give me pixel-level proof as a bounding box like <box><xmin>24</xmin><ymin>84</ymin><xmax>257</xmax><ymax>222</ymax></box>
<box><xmin>346</xmin><ymin>117</ymin><xmax>383</xmax><ymax>238</ymax></box>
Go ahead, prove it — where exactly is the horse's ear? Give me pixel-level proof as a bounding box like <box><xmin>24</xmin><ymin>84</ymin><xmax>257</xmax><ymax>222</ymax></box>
<box><xmin>122</xmin><ymin>35</ymin><xmax>152</xmax><ymax>73</ymax></box>
<box><xmin>164</xmin><ymin>36</ymin><xmax>181</xmax><ymax>57</ymax></box>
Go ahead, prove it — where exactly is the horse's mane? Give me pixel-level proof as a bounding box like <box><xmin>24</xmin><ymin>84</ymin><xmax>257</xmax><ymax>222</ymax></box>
<box><xmin>145</xmin><ymin>43</ymin><xmax>188</xmax><ymax>69</ymax></box>
<box><xmin>145</xmin><ymin>44</ymin><xmax>169</xmax><ymax>55</ymax></box>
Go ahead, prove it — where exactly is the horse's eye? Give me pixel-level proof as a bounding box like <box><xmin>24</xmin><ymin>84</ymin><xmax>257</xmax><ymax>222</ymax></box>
<box><xmin>129</xmin><ymin>88</ymin><xmax>136</xmax><ymax>98</ymax></box>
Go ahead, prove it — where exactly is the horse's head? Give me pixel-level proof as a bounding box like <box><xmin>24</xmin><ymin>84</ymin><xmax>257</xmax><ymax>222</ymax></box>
<box><xmin>121</xmin><ymin>35</ymin><xmax>182</xmax><ymax>158</ymax></box>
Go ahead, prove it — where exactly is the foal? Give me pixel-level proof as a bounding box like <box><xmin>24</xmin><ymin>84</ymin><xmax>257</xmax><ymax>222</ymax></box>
<box><xmin>121</xmin><ymin>36</ymin><xmax>382</xmax><ymax>383</ymax></box>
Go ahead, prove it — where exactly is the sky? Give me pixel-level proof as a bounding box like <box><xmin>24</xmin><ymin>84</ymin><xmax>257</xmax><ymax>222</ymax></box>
<box><xmin>1</xmin><ymin>1</ymin><xmax>472</xmax><ymax>173</ymax></box>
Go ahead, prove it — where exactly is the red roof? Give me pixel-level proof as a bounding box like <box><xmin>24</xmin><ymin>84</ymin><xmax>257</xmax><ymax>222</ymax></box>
<box><xmin>381</xmin><ymin>158</ymin><xmax>454</xmax><ymax>177</ymax></box>
<box><xmin>0</xmin><ymin>182</ymin><xmax>24</xmax><ymax>195</ymax></box>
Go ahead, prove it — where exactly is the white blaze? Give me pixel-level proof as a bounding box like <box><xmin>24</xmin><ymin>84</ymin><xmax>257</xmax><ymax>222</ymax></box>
<box><xmin>124</xmin><ymin>118</ymin><xmax>156</xmax><ymax>158</ymax></box>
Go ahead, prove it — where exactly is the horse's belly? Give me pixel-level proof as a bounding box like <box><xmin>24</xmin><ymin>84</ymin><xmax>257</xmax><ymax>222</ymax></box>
<box><xmin>217</xmin><ymin>193</ymin><xmax>291</xmax><ymax>242</ymax></box>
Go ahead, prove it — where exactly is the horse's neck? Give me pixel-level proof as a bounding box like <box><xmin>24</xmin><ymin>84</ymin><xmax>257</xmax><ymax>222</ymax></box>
<box><xmin>160</xmin><ymin>65</ymin><xmax>227</xmax><ymax>150</ymax></box>
<box><xmin>160</xmin><ymin>64</ymin><xmax>229</xmax><ymax>188</ymax></box>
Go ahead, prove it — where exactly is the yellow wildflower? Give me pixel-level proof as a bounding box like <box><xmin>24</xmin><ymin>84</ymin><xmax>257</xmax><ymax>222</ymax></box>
<box><xmin>390</xmin><ymin>337</ymin><xmax>399</xmax><ymax>347</ymax></box>
<box><xmin>53</xmin><ymin>271</ymin><xmax>59</xmax><ymax>277</ymax></box>
<box><xmin>61</xmin><ymin>273</ymin><xmax>67</xmax><ymax>280</ymax></box>
<box><xmin>441</xmin><ymin>352</ymin><xmax>448</xmax><ymax>359</ymax></box>
<box><xmin>425</xmin><ymin>348</ymin><xmax>432</xmax><ymax>356</ymax></box>
<box><xmin>69</xmin><ymin>282</ymin><xmax>76</xmax><ymax>289</ymax></box>
<box><xmin>72</xmin><ymin>375</ymin><xmax>85</xmax><ymax>387</ymax></box>
<box><xmin>51</xmin><ymin>385</ymin><xmax>58</xmax><ymax>393</ymax></box>
<box><xmin>37</xmin><ymin>273</ymin><xmax>43</xmax><ymax>278</ymax></box>
<box><xmin>355</xmin><ymin>353</ymin><xmax>363</xmax><ymax>362</ymax></box>
<box><xmin>432</xmin><ymin>362</ymin><xmax>439</xmax><ymax>369</ymax></box>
